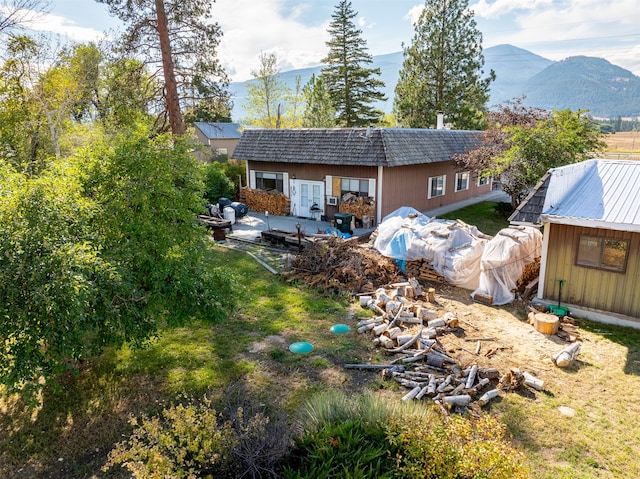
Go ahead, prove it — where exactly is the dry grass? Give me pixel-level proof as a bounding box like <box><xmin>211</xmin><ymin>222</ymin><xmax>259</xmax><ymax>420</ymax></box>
<box><xmin>603</xmin><ymin>132</ymin><xmax>640</xmax><ymax>152</ymax></box>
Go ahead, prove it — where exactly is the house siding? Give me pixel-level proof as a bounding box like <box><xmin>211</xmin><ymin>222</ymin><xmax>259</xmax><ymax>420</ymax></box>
<box><xmin>543</xmin><ymin>223</ymin><xmax>640</xmax><ymax>319</ymax></box>
<box><xmin>381</xmin><ymin>163</ymin><xmax>491</xmax><ymax>218</ymax></box>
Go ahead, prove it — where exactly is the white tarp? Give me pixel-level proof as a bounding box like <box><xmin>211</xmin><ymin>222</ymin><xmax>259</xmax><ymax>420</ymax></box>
<box><xmin>373</xmin><ymin>207</ymin><xmax>490</xmax><ymax>290</ymax></box>
<box><xmin>471</xmin><ymin>226</ymin><xmax>542</xmax><ymax>305</ymax></box>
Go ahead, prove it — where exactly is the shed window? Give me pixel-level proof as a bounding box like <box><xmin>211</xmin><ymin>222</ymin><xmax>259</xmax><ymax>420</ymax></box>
<box><xmin>255</xmin><ymin>172</ymin><xmax>283</xmax><ymax>192</ymax></box>
<box><xmin>428</xmin><ymin>175</ymin><xmax>445</xmax><ymax>198</ymax></box>
<box><xmin>576</xmin><ymin>235</ymin><xmax>628</xmax><ymax>272</ymax></box>
<box><xmin>340</xmin><ymin>177</ymin><xmax>369</xmax><ymax>197</ymax></box>
<box><xmin>455</xmin><ymin>172</ymin><xmax>470</xmax><ymax>192</ymax></box>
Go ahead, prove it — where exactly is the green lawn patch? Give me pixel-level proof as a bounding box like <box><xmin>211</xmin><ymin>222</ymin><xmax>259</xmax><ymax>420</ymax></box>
<box><xmin>438</xmin><ymin>200</ymin><xmax>513</xmax><ymax>236</ymax></box>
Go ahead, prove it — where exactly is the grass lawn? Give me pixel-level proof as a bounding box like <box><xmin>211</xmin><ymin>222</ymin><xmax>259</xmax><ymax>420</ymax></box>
<box><xmin>438</xmin><ymin>200</ymin><xmax>514</xmax><ymax>236</ymax></box>
<box><xmin>2</xmin><ymin>202</ymin><xmax>640</xmax><ymax>478</ymax></box>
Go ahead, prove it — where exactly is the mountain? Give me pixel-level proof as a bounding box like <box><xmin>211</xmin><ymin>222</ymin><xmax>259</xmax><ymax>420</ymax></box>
<box><xmin>228</xmin><ymin>44</ymin><xmax>640</xmax><ymax>121</ymax></box>
<box><xmin>522</xmin><ymin>56</ymin><xmax>640</xmax><ymax>117</ymax></box>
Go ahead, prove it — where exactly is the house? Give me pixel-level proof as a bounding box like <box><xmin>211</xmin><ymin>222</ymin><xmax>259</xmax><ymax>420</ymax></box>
<box><xmin>510</xmin><ymin>159</ymin><xmax>640</xmax><ymax>327</ymax></box>
<box><xmin>231</xmin><ymin>128</ymin><xmax>491</xmax><ymax>224</ymax></box>
<box><xmin>193</xmin><ymin>122</ymin><xmax>242</xmax><ymax>159</ymax></box>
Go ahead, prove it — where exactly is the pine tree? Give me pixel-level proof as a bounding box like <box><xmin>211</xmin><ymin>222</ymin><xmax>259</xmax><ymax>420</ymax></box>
<box><xmin>99</xmin><ymin>0</ymin><xmax>230</xmax><ymax>135</ymax></box>
<box><xmin>394</xmin><ymin>0</ymin><xmax>494</xmax><ymax>130</ymax></box>
<box><xmin>320</xmin><ymin>0</ymin><xmax>386</xmax><ymax>127</ymax></box>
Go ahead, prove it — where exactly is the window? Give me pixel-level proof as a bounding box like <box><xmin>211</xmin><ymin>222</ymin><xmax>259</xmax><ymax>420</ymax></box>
<box><xmin>576</xmin><ymin>235</ymin><xmax>628</xmax><ymax>272</ymax></box>
<box><xmin>477</xmin><ymin>175</ymin><xmax>490</xmax><ymax>187</ymax></box>
<box><xmin>255</xmin><ymin>172</ymin><xmax>284</xmax><ymax>192</ymax></box>
<box><xmin>340</xmin><ymin>177</ymin><xmax>369</xmax><ymax>197</ymax></box>
<box><xmin>214</xmin><ymin>148</ymin><xmax>228</xmax><ymax>159</ymax></box>
<box><xmin>455</xmin><ymin>172</ymin><xmax>470</xmax><ymax>192</ymax></box>
<box><xmin>428</xmin><ymin>175</ymin><xmax>446</xmax><ymax>198</ymax></box>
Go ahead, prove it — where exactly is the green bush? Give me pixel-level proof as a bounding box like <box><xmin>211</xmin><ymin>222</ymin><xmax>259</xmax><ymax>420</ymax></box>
<box><xmin>104</xmin><ymin>396</ymin><xmax>292</xmax><ymax>479</ymax></box>
<box><xmin>387</xmin><ymin>411</ymin><xmax>530</xmax><ymax>479</ymax></box>
<box><xmin>203</xmin><ymin>161</ymin><xmax>236</xmax><ymax>203</ymax></box>
<box><xmin>279</xmin><ymin>391</ymin><xmax>529</xmax><ymax>479</ymax></box>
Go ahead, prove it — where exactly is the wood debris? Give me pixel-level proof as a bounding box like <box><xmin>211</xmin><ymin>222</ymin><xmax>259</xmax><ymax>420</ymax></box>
<box><xmin>338</xmin><ymin>194</ymin><xmax>375</xmax><ymax>225</ymax></box>
<box><xmin>348</xmin><ymin>283</ymin><xmax>546</xmax><ymax>414</ymax></box>
<box><xmin>282</xmin><ymin>237</ymin><xmax>402</xmax><ymax>293</ymax></box>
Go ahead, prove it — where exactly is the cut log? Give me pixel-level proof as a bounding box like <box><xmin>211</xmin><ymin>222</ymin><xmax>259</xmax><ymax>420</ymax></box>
<box><xmin>465</xmin><ymin>364</ymin><xmax>478</xmax><ymax>389</ymax></box>
<box><xmin>473</xmin><ymin>292</ymin><xmax>493</xmax><ymax>305</ymax></box>
<box><xmin>531</xmin><ymin>312</ymin><xmax>560</xmax><ymax>335</ymax></box>
<box><xmin>523</xmin><ymin>371</ymin><xmax>544</xmax><ymax>390</ymax></box>
<box><xmin>427</xmin><ymin>288</ymin><xmax>436</xmax><ymax>303</ymax></box>
<box><xmin>442</xmin><ymin>395</ymin><xmax>472</xmax><ymax>407</ymax></box>
<box><xmin>553</xmin><ymin>342</ymin><xmax>581</xmax><ymax>367</ymax></box>
<box><xmin>477</xmin><ymin>389</ymin><xmax>500</xmax><ymax>406</ymax></box>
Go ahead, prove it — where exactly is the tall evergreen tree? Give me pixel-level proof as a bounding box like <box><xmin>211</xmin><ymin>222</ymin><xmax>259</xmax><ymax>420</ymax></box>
<box><xmin>320</xmin><ymin>0</ymin><xmax>386</xmax><ymax>127</ymax></box>
<box><xmin>394</xmin><ymin>0</ymin><xmax>494</xmax><ymax>130</ymax></box>
<box><xmin>98</xmin><ymin>0</ymin><xmax>230</xmax><ymax>135</ymax></box>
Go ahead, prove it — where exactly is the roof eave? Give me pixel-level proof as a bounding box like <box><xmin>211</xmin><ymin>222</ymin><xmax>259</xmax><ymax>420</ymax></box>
<box><xmin>540</xmin><ymin>214</ymin><xmax>640</xmax><ymax>233</ymax></box>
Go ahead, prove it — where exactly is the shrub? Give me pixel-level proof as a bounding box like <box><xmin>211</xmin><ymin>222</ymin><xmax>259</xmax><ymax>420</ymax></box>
<box><xmin>203</xmin><ymin>161</ymin><xmax>235</xmax><ymax>203</ymax></box>
<box><xmin>387</xmin><ymin>410</ymin><xmax>530</xmax><ymax>479</ymax></box>
<box><xmin>104</xmin><ymin>396</ymin><xmax>292</xmax><ymax>479</ymax></box>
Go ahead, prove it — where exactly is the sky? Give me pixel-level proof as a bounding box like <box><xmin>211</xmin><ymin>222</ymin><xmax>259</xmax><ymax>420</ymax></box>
<box><xmin>18</xmin><ymin>0</ymin><xmax>640</xmax><ymax>82</ymax></box>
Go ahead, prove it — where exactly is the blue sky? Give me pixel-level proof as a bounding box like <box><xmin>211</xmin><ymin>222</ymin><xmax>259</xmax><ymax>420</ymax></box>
<box><xmin>22</xmin><ymin>0</ymin><xmax>640</xmax><ymax>81</ymax></box>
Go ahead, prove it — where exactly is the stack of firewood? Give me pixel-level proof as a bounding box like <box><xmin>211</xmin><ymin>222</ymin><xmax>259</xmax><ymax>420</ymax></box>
<box><xmin>404</xmin><ymin>259</ymin><xmax>446</xmax><ymax>283</ymax></box>
<box><xmin>348</xmin><ymin>283</ymin><xmax>547</xmax><ymax>413</ymax></box>
<box><xmin>242</xmin><ymin>187</ymin><xmax>290</xmax><ymax>216</ymax></box>
<box><xmin>515</xmin><ymin>256</ymin><xmax>540</xmax><ymax>298</ymax></box>
<box><xmin>338</xmin><ymin>194</ymin><xmax>375</xmax><ymax>222</ymax></box>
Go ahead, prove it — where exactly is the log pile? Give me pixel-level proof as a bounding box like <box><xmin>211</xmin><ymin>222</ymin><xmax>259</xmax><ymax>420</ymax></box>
<box><xmin>282</xmin><ymin>237</ymin><xmax>402</xmax><ymax>293</ymax></box>
<box><xmin>516</xmin><ymin>256</ymin><xmax>541</xmax><ymax>298</ymax></box>
<box><xmin>242</xmin><ymin>187</ymin><xmax>291</xmax><ymax>216</ymax></box>
<box><xmin>404</xmin><ymin>259</ymin><xmax>446</xmax><ymax>283</ymax></box>
<box><xmin>338</xmin><ymin>194</ymin><xmax>375</xmax><ymax>223</ymax></box>
<box><xmin>350</xmin><ymin>284</ymin><xmax>544</xmax><ymax>414</ymax></box>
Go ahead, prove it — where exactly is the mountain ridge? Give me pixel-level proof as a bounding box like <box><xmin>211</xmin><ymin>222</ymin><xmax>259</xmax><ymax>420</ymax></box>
<box><xmin>228</xmin><ymin>44</ymin><xmax>640</xmax><ymax>121</ymax></box>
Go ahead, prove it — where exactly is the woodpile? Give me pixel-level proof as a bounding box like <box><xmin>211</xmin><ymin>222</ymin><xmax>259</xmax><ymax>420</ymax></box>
<box><xmin>516</xmin><ymin>256</ymin><xmax>541</xmax><ymax>298</ymax></box>
<box><xmin>404</xmin><ymin>259</ymin><xmax>446</xmax><ymax>283</ymax></box>
<box><xmin>242</xmin><ymin>187</ymin><xmax>290</xmax><ymax>216</ymax></box>
<box><xmin>339</xmin><ymin>194</ymin><xmax>375</xmax><ymax>224</ymax></box>
<box><xmin>282</xmin><ymin>237</ymin><xmax>402</xmax><ymax>293</ymax></box>
<box><xmin>350</xmin><ymin>283</ymin><xmax>545</xmax><ymax>414</ymax></box>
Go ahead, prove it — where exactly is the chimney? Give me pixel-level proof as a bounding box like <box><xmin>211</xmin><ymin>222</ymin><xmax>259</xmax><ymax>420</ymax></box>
<box><xmin>436</xmin><ymin>111</ymin><xmax>444</xmax><ymax>130</ymax></box>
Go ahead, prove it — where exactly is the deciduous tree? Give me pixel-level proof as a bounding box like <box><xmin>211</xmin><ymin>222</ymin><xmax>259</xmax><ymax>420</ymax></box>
<box><xmin>454</xmin><ymin>99</ymin><xmax>605</xmax><ymax>206</ymax></box>
<box><xmin>321</xmin><ymin>0</ymin><xmax>386</xmax><ymax>127</ymax></box>
<box><xmin>244</xmin><ymin>52</ymin><xmax>291</xmax><ymax>128</ymax></box>
<box><xmin>394</xmin><ymin>0</ymin><xmax>494</xmax><ymax>129</ymax></box>
<box><xmin>302</xmin><ymin>74</ymin><xmax>335</xmax><ymax>128</ymax></box>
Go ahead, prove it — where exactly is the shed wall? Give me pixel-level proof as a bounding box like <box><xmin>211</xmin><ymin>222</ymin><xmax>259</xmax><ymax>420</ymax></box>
<box><xmin>543</xmin><ymin>223</ymin><xmax>640</xmax><ymax>319</ymax></box>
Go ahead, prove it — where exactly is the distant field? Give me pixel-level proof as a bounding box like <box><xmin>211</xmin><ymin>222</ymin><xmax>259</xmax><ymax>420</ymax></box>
<box><xmin>604</xmin><ymin>132</ymin><xmax>639</xmax><ymax>152</ymax></box>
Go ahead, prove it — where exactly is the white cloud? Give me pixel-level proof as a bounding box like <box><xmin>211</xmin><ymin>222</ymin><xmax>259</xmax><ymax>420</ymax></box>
<box><xmin>404</xmin><ymin>5</ymin><xmax>424</xmax><ymax>25</ymax></box>
<box><xmin>215</xmin><ymin>0</ymin><xmax>329</xmax><ymax>81</ymax></box>
<box><xmin>28</xmin><ymin>11</ymin><xmax>109</xmax><ymax>42</ymax></box>
<box><xmin>472</xmin><ymin>0</ymin><xmax>553</xmax><ymax>19</ymax></box>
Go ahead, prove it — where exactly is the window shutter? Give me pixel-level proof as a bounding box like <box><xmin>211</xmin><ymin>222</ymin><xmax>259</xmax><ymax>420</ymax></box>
<box><xmin>325</xmin><ymin>175</ymin><xmax>332</xmax><ymax>196</ymax></box>
<box><xmin>283</xmin><ymin>172</ymin><xmax>289</xmax><ymax>196</ymax></box>
<box><xmin>249</xmin><ymin>170</ymin><xmax>256</xmax><ymax>188</ymax></box>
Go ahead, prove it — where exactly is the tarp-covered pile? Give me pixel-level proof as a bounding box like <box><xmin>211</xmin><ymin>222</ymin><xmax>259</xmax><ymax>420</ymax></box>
<box><xmin>373</xmin><ymin>207</ymin><xmax>490</xmax><ymax>290</ymax></box>
<box><xmin>471</xmin><ymin>226</ymin><xmax>542</xmax><ymax>305</ymax></box>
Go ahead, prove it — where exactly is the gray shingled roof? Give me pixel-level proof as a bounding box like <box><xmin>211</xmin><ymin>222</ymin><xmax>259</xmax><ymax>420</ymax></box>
<box><xmin>194</xmin><ymin>122</ymin><xmax>242</xmax><ymax>139</ymax></box>
<box><xmin>232</xmin><ymin>128</ymin><xmax>481</xmax><ymax>167</ymax></box>
<box><xmin>508</xmin><ymin>173</ymin><xmax>551</xmax><ymax>225</ymax></box>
